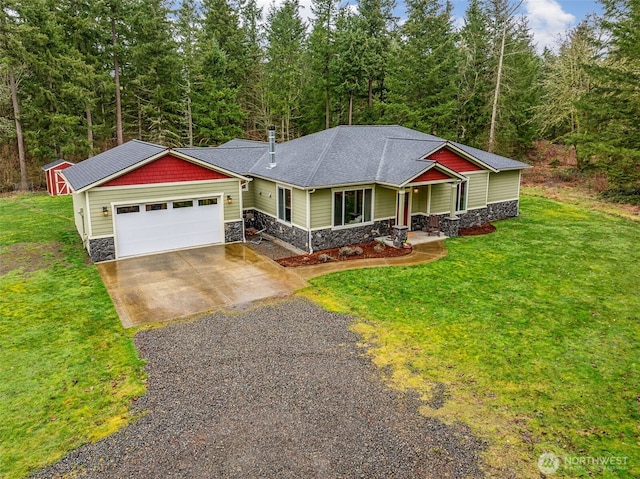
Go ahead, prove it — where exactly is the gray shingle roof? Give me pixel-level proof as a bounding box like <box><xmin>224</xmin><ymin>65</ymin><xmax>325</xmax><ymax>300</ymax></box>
<box><xmin>65</xmin><ymin>126</ymin><xmax>531</xmax><ymax>192</ymax></box>
<box><xmin>41</xmin><ymin>159</ymin><xmax>74</xmax><ymax>171</ymax></box>
<box><xmin>450</xmin><ymin>141</ymin><xmax>531</xmax><ymax>171</ymax></box>
<box><xmin>174</xmin><ymin>143</ymin><xmax>267</xmax><ymax>175</ymax></box>
<box><xmin>234</xmin><ymin>125</ymin><xmax>529</xmax><ymax>187</ymax></box>
<box><xmin>62</xmin><ymin>140</ymin><xmax>166</xmax><ymax>191</ymax></box>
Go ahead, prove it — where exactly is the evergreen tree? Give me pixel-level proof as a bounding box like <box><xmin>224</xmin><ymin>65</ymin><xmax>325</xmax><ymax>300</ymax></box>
<box><xmin>191</xmin><ymin>37</ymin><xmax>245</xmax><ymax>145</ymax></box>
<box><xmin>333</xmin><ymin>8</ymin><xmax>369</xmax><ymax>125</ymax></box>
<box><xmin>357</xmin><ymin>0</ymin><xmax>396</xmax><ymax>118</ymax></box>
<box><xmin>579</xmin><ymin>0</ymin><xmax>640</xmax><ymax>192</ymax></box>
<box><xmin>201</xmin><ymin>0</ymin><xmax>247</xmax><ymax>89</ymax></box>
<box><xmin>305</xmin><ymin>0</ymin><xmax>339</xmax><ymax>131</ymax></box>
<box><xmin>456</xmin><ymin>0</ymin><xmax>492</xmax><ymax>146</ymax></box>
<box><xmin>176</xmin><ymin>0</ymin><xmax>201</xmax><ymax>146</ymax></box>
<box><xmin>265</xmin><ymin>0</ymin><xmax>307</xmax><ymax>140</ymax></box>
<box><xmin>383</xmin><ymin>0</ymin><xmax>459</xmax><ymax>137</ymax></box>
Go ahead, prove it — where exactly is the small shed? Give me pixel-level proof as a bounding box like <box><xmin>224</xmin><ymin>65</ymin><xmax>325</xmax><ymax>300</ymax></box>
<box><xmin>41</xmin><ymin>159</ymin><xmax>74</xmax><ymax>196</ymax></box>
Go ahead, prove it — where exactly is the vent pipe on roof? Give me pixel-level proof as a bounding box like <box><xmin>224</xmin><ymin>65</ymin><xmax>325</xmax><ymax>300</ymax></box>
<box><xmin>267</xmin><ymin>126</ymin><xmax>276</xmax><ymax>169</ymax></box>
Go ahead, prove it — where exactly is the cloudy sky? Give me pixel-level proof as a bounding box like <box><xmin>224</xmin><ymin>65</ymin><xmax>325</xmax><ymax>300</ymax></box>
<box><xmin>256</xmin><ymin>0</ymin><xmax>601</xmax><ymax>53</ymax></box>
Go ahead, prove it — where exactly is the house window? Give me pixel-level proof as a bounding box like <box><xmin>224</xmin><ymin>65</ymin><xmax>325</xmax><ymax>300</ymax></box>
<box><xmin>333</xmin><ymin>188</ymin><xmax>372</xmax><ymax>226</ymax></box>
<box><xmin>173</xmin><ymin>200</ymin><xmax>193</xmax><ymax>209</ymax></box>
<box><xmin>277</xmin><ymin>186</ymin><xmax>291</xmax><ymax>223</ymax></box>
<box><xmin>456</xmin><ymin>181</ymin><xmax>468</xmax><ymax>212</ymax></box>
<box><xmin>116</xmin><ymin>205</ymin><xmax>140</xmax><ymax>214</ymax></box>
<box><xmin>145</xmin><ymin>203</ymin><xmax>167</xmax><ymax>211</ymax></box>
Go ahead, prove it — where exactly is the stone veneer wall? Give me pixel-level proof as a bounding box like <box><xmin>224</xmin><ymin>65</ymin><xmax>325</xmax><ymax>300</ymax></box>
<box><xmin>248</xmin><ymin>210</ymin><xmax>310</xmax><ymax>251</ymax></box>
<box><xmin>224</xmin><ymin>220</ymin><xmax>244</xmax><ymax>243</ymax></box>
<box><xmin>245</xmin><ymin>200</ymin><xmax>518</xmax><ymax>250</ymax></box>
<box><xmin>410</xmin><ymin>199</ymin><xmax>519</xmax><ymax>237</ymax></box>
<box><xmin>311</xmin><ymin>219</ymin><xmax>392</xmax><ymax>251</ymax></box>
<box><xmin>245</xmin><ymin>209</ymin><xmax>393</xmax><ymax>252</ymax></box>
<box><xmin>89</xmin><ymin>237</ymin><xmax>115</xmax><ymax>262</ymax></box>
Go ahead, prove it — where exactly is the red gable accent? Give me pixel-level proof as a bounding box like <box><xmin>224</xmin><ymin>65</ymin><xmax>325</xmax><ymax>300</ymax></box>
<box><xmin>428</xmin><ymin>148</ymin><xmax>483</xmax><ymax>172</ymax></box>
<box><xmin>412</xmin><ymin>168</ymin><xmax>451</xmax><ymax>183</ymax></box>
<box><xmin>102</xmin><ymin>154</ymin><xmax>229</xmax><ymax>187</ymax></box>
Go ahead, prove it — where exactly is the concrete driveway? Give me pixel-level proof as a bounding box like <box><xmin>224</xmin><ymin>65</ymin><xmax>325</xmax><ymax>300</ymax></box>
<box><xmin>97</xmin><ymin>243</ymin><xmax>308</xmax><ymax>328</ymax></box>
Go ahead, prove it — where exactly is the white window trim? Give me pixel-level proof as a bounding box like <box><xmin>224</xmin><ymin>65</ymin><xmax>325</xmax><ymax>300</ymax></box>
<box><xmin>276</xmin><ymin>185</ymin><xmax>292</xmax><ymax>224</ymax></box>
<box><xmin>456</xmin><ymin>180</ymin><xmax>469</xmax><ymax>214</ymax></box>
<box><xmin>331</xmin><ymin>187</ymin><xmax>375</xmax><ymax>229</ymax></box>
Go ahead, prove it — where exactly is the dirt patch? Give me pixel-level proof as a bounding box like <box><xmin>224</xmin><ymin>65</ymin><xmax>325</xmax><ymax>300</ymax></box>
<box><xmin>459</xmin><ymin>223</ymin><xmax>496</xmax><ymax>236</ymax></box>
<box><xmin>276</xmin><ymin>241</ymin><xmax>411</xmax><ymax>267</ymax></box>
<box><xmin>0</xmin><ymin>242</ymin><xmax>64</xmax><ymax>275</ymax></box>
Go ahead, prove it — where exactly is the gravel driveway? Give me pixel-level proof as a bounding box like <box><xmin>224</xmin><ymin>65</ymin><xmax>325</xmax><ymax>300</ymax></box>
<box><xmin>34</xmin><ymin>298</ymin><xmax>484</xmax><ymax>478</ymax></box>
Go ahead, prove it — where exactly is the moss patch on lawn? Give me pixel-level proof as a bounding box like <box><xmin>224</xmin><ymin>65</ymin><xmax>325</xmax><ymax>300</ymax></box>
<box><xmin>304</xmin><ymin>195</ymin><xmax>640</xmax><ymax>478</ymax></box>
<box><xmin>0</xmin><ymin>194</ymin><xmax>146</xmax><ymax>479</ymax></box>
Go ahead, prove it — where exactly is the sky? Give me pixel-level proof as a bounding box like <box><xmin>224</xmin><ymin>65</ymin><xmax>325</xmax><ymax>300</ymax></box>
<box><xmin>255</xmin><ymin>0</ymin><xmax>602</xmax><ymax>53</ymax></box>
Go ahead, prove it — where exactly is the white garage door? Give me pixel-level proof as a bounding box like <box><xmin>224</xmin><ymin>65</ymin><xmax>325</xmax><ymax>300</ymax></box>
<box><xmin>114</xmin><ymin>197</ymin><xmax>223</xmax><ymax>258</ymax></box>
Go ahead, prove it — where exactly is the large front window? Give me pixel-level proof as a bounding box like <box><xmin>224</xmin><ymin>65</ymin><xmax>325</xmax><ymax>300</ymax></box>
<box><xmin>277</xmin><ymin>186</ymin><xmax>292</xmax><ymax>223</ymax></box>
<box><xmin>333</xmin><ymin>188</ymin><xmax>372</xmax><ymax>226</ymax></box>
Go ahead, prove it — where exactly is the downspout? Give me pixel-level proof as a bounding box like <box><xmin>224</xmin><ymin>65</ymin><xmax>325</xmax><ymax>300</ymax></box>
<box><xmin>307</xmin><ymin>189</ymin><xmax>315</xmax><ymax>253</ymax></box>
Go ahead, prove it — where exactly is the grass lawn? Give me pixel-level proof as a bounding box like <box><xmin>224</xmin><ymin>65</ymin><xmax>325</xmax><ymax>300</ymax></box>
<box><xmin>303</xmin><ymin>195</ymin><xmax>640</xmax><ymax>478</ymax></box>
<box><xmin>0</xmin><ymin>194</ymin><xmax>145</xmax><ymax>479</ymax></box>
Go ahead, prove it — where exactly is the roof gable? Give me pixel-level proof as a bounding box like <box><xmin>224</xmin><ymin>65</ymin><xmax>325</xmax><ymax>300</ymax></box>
<box><xmin>41</xmin><ymin>159</ymin><xmax>74</xmax><ymax>171</ymax></box>
<box><xmin>427</xmin><ymin>148</ymin><xmax>484</xmax><ymax>173</ymax></box>
<box><xmin>101</xmin><ymin>154</ymin><xmax>230</xmax><ymax>187</ymax></box>
<box><xmin>411</xmin><ymin>167</ymin><xmax>453</xmax><ymax>183</ymax></box>
<box><xmin>63</xmin><ymin>140</ymin><xmax>167</xmax><ymax>191</ymax></box>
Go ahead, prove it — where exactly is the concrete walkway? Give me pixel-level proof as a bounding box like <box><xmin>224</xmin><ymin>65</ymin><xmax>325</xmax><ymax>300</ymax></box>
<box><xmin>98</xmin><ymin>241</ymin><xmax>447</xmax><ymax>328</ymax></box>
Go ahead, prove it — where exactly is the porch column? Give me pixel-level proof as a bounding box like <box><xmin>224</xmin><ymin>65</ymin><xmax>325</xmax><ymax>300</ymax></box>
<box><xmin>398</xmin><ymin>189</ymin><xmax>407</xmax><ymax>226</ymax></box>
<box><xmin>448</xmin><ymin>182</ymin><xmax>458</xmax><ymax>219</ymax></box>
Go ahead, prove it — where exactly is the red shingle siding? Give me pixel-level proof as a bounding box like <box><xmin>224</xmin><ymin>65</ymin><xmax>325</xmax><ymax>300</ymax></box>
<box><xmin>103</xmin><ymin>154</ymin><xmax>230</xmax><ymax>186</ymax></box>
<box><xmin>428</xmin><ymin>148</ymin><xmax>483</xmax><ymax>172</ymax></box>
<box><xmin>412</xmin><ymin>168</ymin><xmax>451</xmax><ymax>182</ymax></box>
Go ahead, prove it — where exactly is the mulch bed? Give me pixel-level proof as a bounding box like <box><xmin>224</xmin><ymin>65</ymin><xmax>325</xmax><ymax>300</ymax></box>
<box><xmin>458</xmin><ymin>223</ymin><xmax>497</xmax><ymax>236</ymax></box>
<box><xmin>276</xmin><ymin>241</ymin><xmax>411</xmax><ymax>267</ymax></box>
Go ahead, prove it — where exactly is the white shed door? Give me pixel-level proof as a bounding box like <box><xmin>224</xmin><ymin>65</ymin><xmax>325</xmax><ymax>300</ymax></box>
<box><xmin>114</xmin><ymin>197</ymin><xmax>223</xmax><ymax>258</ymax></box>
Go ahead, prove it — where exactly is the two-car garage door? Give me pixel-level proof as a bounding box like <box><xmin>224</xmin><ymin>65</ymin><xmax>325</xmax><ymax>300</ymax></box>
<box><xmin>114</xmin><ymin>196</ymin><xmax>223</xmax><ymax>258</ymax></box>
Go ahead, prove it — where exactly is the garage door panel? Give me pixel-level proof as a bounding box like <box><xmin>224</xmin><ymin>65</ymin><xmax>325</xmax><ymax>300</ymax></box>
<box><xmin>114</xmin><ymin>198</ymin><xmax>223</xmax><ymax>258</ymax></box>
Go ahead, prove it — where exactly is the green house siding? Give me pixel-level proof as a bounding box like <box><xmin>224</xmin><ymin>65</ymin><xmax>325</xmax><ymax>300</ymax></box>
<box><xmin>242</xmin><ymin>186</ymin><xmax>254</xmax><ymax>209</ymax></box>
<box><xmin>374</xmin><ymin>186</ymin><xmax>396</xmax><ymax>219</ymax></box>
<box><xmin>488</xmin><ymin>170</ymin><xmax>520</xmax><ymax>203</ymax></box>
<box><xmin>467</xmin><ymin>172</ymin><xmax>489</xmax><ymax>210</ymax></box>
<box><xmin>292</xmin><ymin>188</ymin><xmax>307</xmax><ymax>227</ymax></box>
<box><xmin>252</xmin><ymin>178</ymin><xmax>277</xmax><ymax>216</ymax></box>
<box><xmin>411</xmin><ymin>187</ymin><xmax>427</xmax><ymax>214</ymax></box>
<box><xmin>72</xmin><ymin>192</ymin><xmax>88</xmax><ymax>238</ymax></box>
<box><xmin>430</xmin><ymin>183</ymin><xmax>451</xmax><ymax>214</ymax></box>
<box><xmin>310</xmin><ymin>189</ymin><xmax>332</xmax><ymax>229</ymax></box>
<box><xmin>88</xmin><ymin>180</ymin><xmax>241</xmax><ymax>237</ymax></box>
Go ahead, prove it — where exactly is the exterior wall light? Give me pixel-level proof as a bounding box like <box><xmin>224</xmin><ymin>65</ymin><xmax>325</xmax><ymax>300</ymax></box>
<box><xmin>226</xmin><ymin>195</ymin><xmax>233</xmax><ymax>204</ymax></box>
<box><xmin>102</xmin><ymin>206</ymin><xmax>109</xmax><ymax>217</ymax></box>
<box><xmin>413</xmin><ymin>188</ymin><xmax>419</xmax><ymax>194</ymax></box>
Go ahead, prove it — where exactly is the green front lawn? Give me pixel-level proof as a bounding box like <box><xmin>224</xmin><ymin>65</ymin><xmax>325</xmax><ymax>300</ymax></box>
<box><xmin>0</xmin><ymin>194</ymin><xmax>145</xmax><ymax>479</ymax></box>
<box><xmin>305</xmin><ymin>195</ymin><xmax>640</xmax><ymax>478</ymax></box>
